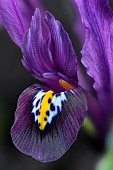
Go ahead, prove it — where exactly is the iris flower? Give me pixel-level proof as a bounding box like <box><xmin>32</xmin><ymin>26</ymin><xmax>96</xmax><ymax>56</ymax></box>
<box><xmin>0</xmin><ymin>0</ymin><xmax>87</xmax><ymax>162</ymax></box>
<box><xmin>72</xmin><ymin>0</ymin><xmax>113</xmax><ymax>137</ymax></box>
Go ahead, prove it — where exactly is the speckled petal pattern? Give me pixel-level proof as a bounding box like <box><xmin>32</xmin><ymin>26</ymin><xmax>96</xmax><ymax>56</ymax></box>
<box><xmin>11</xmin><ymin>85</ymin><xmax>87</xmax><ymax>162</ymax></box>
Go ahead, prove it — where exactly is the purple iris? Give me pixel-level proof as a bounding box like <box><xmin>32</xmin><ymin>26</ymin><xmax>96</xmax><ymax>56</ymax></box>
<box><xmin>0</xmin><ymin>0</ymin><xmax>87</xmax><ymax>162</ymax></box>
<box><xmin>72</xmin><ymin>0</ymin><xmax>113</xmax><ymax>137</ymax></box>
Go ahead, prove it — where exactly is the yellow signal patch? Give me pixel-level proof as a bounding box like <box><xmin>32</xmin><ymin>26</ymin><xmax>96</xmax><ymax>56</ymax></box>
<box><xmin>32</xmin><ymin>88</ymin><xmax>67</xmax><ymax>131</ymax></box>
<box><xmin>38</xmin><ymin>90</ymin><xmax>54</xmax><ymax>130</ymax></box>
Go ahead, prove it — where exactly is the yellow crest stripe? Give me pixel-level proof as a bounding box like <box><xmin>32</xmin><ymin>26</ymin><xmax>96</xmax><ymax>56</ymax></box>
<box><xmin>38</xmin><ymin>90</ymin><xmax>54</xmax><ymax>130</ymax></box>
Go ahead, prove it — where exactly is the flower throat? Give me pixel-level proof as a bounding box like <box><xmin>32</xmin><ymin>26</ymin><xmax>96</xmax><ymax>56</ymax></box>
<box><xmin>32</xmin><ymin>79</ymin><xmax>74</xmax><ymax>130</ymax></box>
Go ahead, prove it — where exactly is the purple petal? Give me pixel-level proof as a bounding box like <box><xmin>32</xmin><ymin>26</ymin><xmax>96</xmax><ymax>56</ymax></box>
<box><xmin>0</xmin><ymin>15</ymin><xmax>3</xmax><ymax>28</ymax></box>
<box><xmin>18</xmin><ymin>0</ymin><xmax>48</xmax><ymax>38</ymax></box>
<box><xmin>0</xmin><ymin>0</ymin><xmax>25</xmax><ymax>46</ymax></box>
<box><xmin>22</xmin><ymin>9</ymin><xmax>78</xmax><ymax>92</ymax></box>
<box><xmin>0</xmin><ymin>0</ymin><xmax>48</xmax><ymax>46</ymax></box>
<box><xmin>70</xmin><ymin>0</ymin><xmax>85</xmax><ymax>47</ymax></box>
<box><xmin>74</xmin><ymin>0</ymin><xmax>113</xmax><ymax>121</ymax></box>
<box><xmin>22</xmin><ymin>9</ymin><xmax>62</xmax><ymax>92</ymax></box>
<box><xmin>22</xmin><ymin>9</ymin><xmax>55</xmax><ymax>75</ymax></box>
<box><xmin>87</xmin><ymin>94</ymin><xmax>109</xmax><ymax>137</ymax></box>
<box><xmin>70</xmin><ymin>0</ymin><xmax>95</xmax><ymax>94</ymax></box>
<box><xmin>45</xmin><ymin>12</ymin><xmax>78</xmax><ymax>84</ymax></box>
<box><xmin>11</xmin><ymin>85</ymin><xmax>87</xmax><ymax>162</ymax></box>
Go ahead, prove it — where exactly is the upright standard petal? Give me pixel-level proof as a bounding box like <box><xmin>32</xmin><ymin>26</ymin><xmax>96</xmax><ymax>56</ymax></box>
<box><xmin>45</xmin><ymin>12</ymin><xmax>78</xmax><ymax>84</ymax></box>
<box><xmin>22</xmin><ymin>9</ymin><xmax>78</xmax><ymax>92</ymax></box>
<box><xmin>74</xmin><ymin>0</ymin><xmax>113</xmax><ymax>133</ymax></box>
<box><xmin>21</xmin><ymin>9</ymin><xmax>59</xmax><ymax>92</ymax></box>
<box><xmin>0</xmin><ymin>0</ymin><xmax>25</xmax><ymax>46</ymax></box>
<box><xmin>11</xmin><ymin>84</ymin><xmax>87</xmax><ymax>162</ymax></box>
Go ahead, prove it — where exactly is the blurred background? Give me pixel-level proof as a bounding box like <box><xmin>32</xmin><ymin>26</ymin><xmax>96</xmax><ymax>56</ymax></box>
<box><xmin>0</xmin><ymin>0</ymin><xmax>113</xmax><ymax>170</ymax></box>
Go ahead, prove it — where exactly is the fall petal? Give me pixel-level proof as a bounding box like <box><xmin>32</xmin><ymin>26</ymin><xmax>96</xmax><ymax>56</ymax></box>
<box><xmin>11</xmin><ymin>85</ymin><xmax>87</xmax><ymax>162</ymax></box>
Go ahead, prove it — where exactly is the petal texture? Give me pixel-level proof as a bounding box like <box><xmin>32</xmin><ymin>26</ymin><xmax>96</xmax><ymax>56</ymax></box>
<box><xmin>0</xmin><ymin>0</ymin><xmax>48</xmax><ymax>46</ymax></box>
<box><xmin>22</xmin><ymin>9</ymin><xmax>55</xmax><ymax>77</ymax></box>
<box><xmin>11</xmin><ymin>85</ymin><xmax>87</xmax><ymax>162</ymax></box>
<box><xmin>74</xmin><ymin>0</ymin><xmax>113</xmax><ymax>130</ymax></box>
<box><xmin>22</xmin><ymin>8</ymin><xmax>78</xmax><ymax>92</ymax></box>
<box><xmin>74</xmin><ymin>0</ymin><xmax>113</xmax><ymax>92</ymax></box>
<box><xmin>0</xmin><ymin>0</ymin><xmax>25</xmax><ymax>46</ymax></box>
<box><xmin>18</xmin><ymin>0</ymin><xmax>48</xmax><ymax>38</ymax></box>
<box><xmin>45</xmin><ymin>12</ymin><xmax>78</xmax><ymax>83</ymax></box>
<box><xmin>70</xmin><ymin>0</ymin><xmax>85</xmax><ymax>47</ymax></box>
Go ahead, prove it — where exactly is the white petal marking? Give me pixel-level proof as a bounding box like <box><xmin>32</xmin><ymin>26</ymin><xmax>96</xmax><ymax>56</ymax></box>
<box><xmin>32</xmin><ymin>90</ymin><xmax>45</xmax><ymax>122</ymax></box>
<box><xmin>47</xmin><ymin>92</ymin><xmax>67</xmax><ymax>124</ymax></box>
<box><xmin>32</xmin><ymin>90</ymin><xmax>67</xmax><ymax>125</ymax></box>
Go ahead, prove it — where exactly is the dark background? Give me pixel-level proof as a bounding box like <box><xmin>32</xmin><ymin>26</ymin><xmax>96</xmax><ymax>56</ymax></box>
<box><xmin>0</xmin><ymin>0</ymin><xmax>113</xmax><ymax>170</ymax></box>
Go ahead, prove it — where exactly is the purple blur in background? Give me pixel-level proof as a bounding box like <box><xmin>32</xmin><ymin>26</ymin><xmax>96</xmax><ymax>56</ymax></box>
<box><xmin>72</xmin><ymin>0</ymin><xmax>113</xmax><ymax>138</ymax></box>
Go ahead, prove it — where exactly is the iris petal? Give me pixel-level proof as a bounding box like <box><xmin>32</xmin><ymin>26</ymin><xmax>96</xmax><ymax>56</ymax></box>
<box><xmin>74</xmin><ymin>0</ymin><xmax>113</xmax><ymax>134</ymax></box>
<box><xmin>74</xmin><ymin>0</ymin><xmax>113</xmax><ymax>103</ymax></box>
<box><xmin>22</xmin><ymin>9</ymin><xmax>55</xmax><ymax>78</ymax></box>
<box><xmin>45</xmin><ymin>12</ymin><xmax>78</xmax><ymax>83</ymax></box>
<box><xmin>11</xmin><ymin>85</ymin><xmax>87</xmax><ymax>162</ymax></box>
<box><xmin>0</xmin><ymin>0</ymin><xmax>47</xmax><ymax>46</ymax></box>
<box><xmin>18</xmin><ymin>0</ymin><xmax>48</xmax><ymax>38</ymax></box>
<box><xmin>0</xmin><ymin>0</ymin><xmax>25</xmax><ymax>46</ymax></box>
<box><xmin>21</xmin><ymin>8</ymin><xmax>78</xmax><ymax>92</ymax></box>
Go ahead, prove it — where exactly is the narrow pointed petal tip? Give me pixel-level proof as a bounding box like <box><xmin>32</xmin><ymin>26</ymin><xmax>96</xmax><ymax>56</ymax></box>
<box><xmin>11</xmin><ymin>85</ymin><xmax>87</xmax><ymax>162</ymax></box>
<box><xmin>18</xmin><ymin>0</ymin><xmax>48</xmax><ymax>38</ymax></box>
